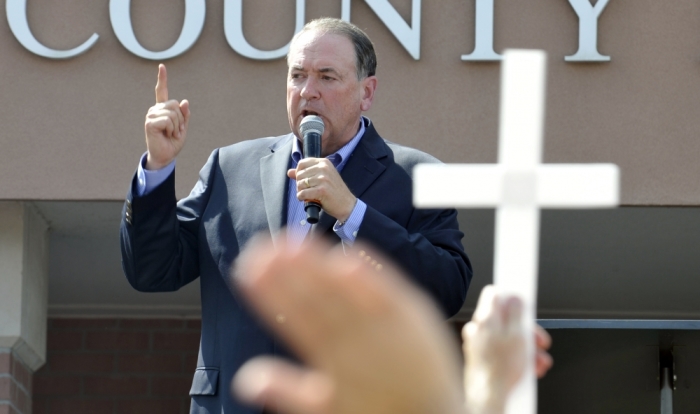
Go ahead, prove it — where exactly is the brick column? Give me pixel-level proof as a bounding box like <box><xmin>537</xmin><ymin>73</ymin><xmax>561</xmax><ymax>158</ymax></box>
<box><xmin>0</xmin><ymin>351</ymin><xmax>32</xmax><ymax>414</ymax></box>
<box><xmin>0</xmin><ymin>203</ymin><xmax>50</xmax><ymax>414</ymax></box>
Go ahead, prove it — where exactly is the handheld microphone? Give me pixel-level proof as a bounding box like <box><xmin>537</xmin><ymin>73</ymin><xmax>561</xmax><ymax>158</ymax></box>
<box><xmin>299</xmin><ymin>115</ymin><xmax>324</xmax><ymax>224</ymax></box>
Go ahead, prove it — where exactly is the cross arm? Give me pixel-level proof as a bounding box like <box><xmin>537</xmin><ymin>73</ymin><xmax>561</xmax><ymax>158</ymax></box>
<box><xmin>413</xmin><ymin>163</ymin><xmax>619</xmax><ymax>208</ymax></box>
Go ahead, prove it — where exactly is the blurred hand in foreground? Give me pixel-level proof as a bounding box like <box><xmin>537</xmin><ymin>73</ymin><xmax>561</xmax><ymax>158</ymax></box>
<box><xmin>463</xmin><ymin>285</ymin><xmax>553</xmax><ymax>414</ymax></box>
<box><xmin>231</xmin><ymin>235</ymin><xmax>552</xmax><ymax>414</ymax></box>
<box><xmin>231</xmin><ymin>235</ymin><xmax>464</xmax><ymax>414</ymax></box>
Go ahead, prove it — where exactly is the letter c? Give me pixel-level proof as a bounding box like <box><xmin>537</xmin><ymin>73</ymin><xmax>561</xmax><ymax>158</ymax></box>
<box><xmin>6</xmin><ymin>0</ymin><xmax>99</xmax><ymax>59</ymax></box>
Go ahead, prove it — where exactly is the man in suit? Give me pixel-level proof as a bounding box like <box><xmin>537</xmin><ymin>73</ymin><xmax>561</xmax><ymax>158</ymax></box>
<box><xmin>121</xmin><ymin>18</ymin><xmax>472</xmax><ymax>413</ymax></box>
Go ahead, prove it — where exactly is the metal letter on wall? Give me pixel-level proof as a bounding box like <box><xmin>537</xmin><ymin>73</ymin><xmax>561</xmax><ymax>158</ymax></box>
<box><xmin>224</xmin><ymin>0</ymin><xmax>305</xmax><ymax>60</ymax></box>
<box><xmin>6</xmin><ymin>0</ymin><xmax>99</xmax><ymax>59</ymax></box>
<box><xmin>566</xmin><ymin>0</ymin><xmax>611</xmax><ymax>62</ymax></box>
<box><xmin>341</xmin><ymin>0</ymin><xmax>351</xmax><ymax>22</ymax></box>
<box><xmin>462</xmin><ymin>0</ymin><xmax>502</xmax><ymax>61</ymax></box>
<box><xmin>110</xmin><ymin>0</ymin><xmax>205</xmax><ymax>60</ymax></box>
<box><xmin>360</xmin><ymin>0</ymin><xmax>422</xmax><ymax>60</ymax></box>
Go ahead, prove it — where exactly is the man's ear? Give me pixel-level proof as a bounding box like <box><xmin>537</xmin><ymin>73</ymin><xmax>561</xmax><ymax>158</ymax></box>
<box><xmin>360</xmin><ymin>76</ymin><xmax>378</xmax><ymax>112</ymax></box>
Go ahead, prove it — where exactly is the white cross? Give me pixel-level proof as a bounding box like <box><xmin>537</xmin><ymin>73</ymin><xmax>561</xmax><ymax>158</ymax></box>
<box><xmin>413</xmin><ymin>50</ymin><xmax>619</xmax><ymax>414</ymax></box>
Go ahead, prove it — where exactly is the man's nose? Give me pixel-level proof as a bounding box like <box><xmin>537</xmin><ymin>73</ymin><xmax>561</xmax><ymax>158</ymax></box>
<box><xmin>300</xmin><ymin>77</ymin><xmax>320</xmax><ymax>100</ymax></box>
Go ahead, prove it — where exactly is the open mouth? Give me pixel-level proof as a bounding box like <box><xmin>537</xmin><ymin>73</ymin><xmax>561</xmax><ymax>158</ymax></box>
<box><xmin>302</xmin><ymin>110</ymin><xmax>320</xmax><ymax>118</ymax></box>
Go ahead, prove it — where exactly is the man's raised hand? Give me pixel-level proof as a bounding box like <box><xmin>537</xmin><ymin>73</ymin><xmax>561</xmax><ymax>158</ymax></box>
<box><xmin>144</xmin><ymin>64</ymin><xmax>191</xmax><ymax>170</ymax></box>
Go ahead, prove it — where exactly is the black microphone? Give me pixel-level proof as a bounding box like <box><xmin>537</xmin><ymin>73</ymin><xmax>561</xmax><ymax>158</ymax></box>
<box><xmin>300</xmin><ymin>115</ymin><xmax>324</xmax><ymax>224</ymax></box>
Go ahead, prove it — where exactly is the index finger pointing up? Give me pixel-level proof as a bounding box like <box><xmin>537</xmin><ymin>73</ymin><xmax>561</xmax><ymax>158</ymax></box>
<box><xmin>155</xmin><ymin>63</ymin><xmax>168</xmax><ymax>103</ymax></box>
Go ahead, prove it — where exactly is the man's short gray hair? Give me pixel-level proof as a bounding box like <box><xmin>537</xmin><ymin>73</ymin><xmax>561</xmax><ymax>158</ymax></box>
<box><xmin>290</xmin><ymin>18</ymin><xmax>377</xmax><ymax>80</ymax></box>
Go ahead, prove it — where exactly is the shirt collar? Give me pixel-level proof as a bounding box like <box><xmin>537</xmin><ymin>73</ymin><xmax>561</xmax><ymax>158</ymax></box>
<box><xmin>291</xmin><ymin>116</ymin><xmax>369</xmax><ymax>171</ymax></box>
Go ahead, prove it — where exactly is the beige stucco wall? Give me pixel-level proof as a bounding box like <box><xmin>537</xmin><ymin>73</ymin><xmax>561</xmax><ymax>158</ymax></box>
<box><xmin>0</xmin><ymin>0</ymin><xmax>698</xmax><ymax>204</ymax></box>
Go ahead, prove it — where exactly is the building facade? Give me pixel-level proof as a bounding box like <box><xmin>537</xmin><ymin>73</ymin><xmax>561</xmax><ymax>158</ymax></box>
<box><xmin>1</xmin><ymin>0</ymin><xmax>700</xmax><ymax>412</ymax></box>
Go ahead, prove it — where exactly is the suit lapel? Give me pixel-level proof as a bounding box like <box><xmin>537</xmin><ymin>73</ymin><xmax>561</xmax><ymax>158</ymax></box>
<box><xmin>312</xmin><ymin>123</ymin><xmax>388</xmax><ymax>235</ymax></box>
<box><xmin>260</xmin><ymin>135</ymin><xmax>294</xmax><ymax>242</ymax></box>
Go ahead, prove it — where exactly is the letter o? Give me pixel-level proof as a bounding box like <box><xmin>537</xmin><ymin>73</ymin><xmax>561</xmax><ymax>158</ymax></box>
<box><xmin>110</xmin><ymin>0</ymin><xmax>205</xmax><ymax>60</ymax></box>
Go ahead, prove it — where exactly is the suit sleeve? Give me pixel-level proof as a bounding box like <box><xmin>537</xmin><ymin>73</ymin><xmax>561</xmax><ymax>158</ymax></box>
<box><xmin>120</xmin><ymin>149</ymin><xmax>220</xmax><ymax>292</ymax></box>
<box><xmin>358</xmin><ymin>204</ymin><xmax>471</xmax><ymax>318</ymax></box>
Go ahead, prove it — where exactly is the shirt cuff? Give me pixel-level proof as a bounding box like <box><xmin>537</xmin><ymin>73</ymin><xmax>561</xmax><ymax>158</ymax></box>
<box><xmin>136</xmin><ymin>152</ymin><xmax>176</xmax><ymax>196</ymax></box>
<box><xmin>333</xmin><ymin>199</ymin><xmax>366</xmax><ymax>247</ymax></box>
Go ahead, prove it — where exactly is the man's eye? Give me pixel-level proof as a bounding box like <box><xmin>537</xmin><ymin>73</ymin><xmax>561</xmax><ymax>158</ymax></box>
<box><xmin>322</xmin><ymin>76</ymin><xmax>335</xmax><ymax>81</ymax></box>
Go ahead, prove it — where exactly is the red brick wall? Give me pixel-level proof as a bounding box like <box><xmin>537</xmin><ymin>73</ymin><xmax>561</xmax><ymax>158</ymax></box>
<box><xmin>33</xmin><ymin>318</ymin><xmax>201</xmax><ymax>414</ymax></box>
<box><xmin>0</xmin><ymin>349</ymin><xmax>32</xmax><ymax>414</ymax></box>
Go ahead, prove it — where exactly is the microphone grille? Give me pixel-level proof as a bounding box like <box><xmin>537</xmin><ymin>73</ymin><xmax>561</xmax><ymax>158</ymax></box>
<box><xmin>300</xmin><ymin>115</ymin><xmax>324</xmax><ymax>136</ymax></box>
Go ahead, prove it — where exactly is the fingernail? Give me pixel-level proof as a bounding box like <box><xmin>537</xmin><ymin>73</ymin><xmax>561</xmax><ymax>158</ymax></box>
<box><xmin>507</xmin><ymin>297</ymin><xmax>523</xmax><ymax>315</ymax></box>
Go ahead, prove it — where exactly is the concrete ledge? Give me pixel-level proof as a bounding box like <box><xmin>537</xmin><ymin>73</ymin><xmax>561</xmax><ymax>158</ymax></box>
<box><xmin>48</xmin><ymin>304</ymin><xmax>202</xmax><ymax>319</ymax></box>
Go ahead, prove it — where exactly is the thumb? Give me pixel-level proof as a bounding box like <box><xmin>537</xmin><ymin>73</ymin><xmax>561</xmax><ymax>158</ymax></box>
<box><xmin>472</xmin><ymin>285</ymin><xmax>498</xmax><ymax>323</ymax></box>
<box><xmin>180</xmin><ymin>99</ymin><xmax>191</xmax><ymax>124</ymax></box>
<box><xmin>503</xmin><ymin>296</ymin><xmax>523</xmax><ymax>335</ymax></box>
<box><xmin>232</xmin><ymin>357</ymin><xmax>333</xmax><ymax>414</ymax></box>
<box><xmin>155</xmin><ymin>63</ymin><xmax>168</xmax><ymax>103</ymax></box>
